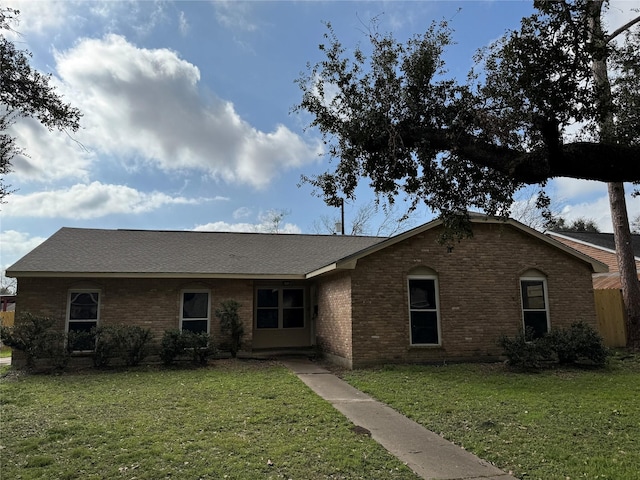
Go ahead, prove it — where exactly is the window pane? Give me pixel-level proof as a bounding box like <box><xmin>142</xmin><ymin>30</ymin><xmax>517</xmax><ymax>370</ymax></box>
<box><xmin>524</xmin><ymin>311</ymin><xmax>548</xmax><ymax>338</ymax></box>
<box><xmin>283</xmin><ymin>309</ymin><xmax>304</xmax><ymax>328</ymax></box>
<box><xmin>283</xmin><ymin>289</ymin><xmax>304</xmax><ymax>308</ymax></box>
<box><xmin>183</xmin><ymin>292</ymin><xmax>209</xmax><ymax>319</ymax></box>
<box><xmin>411</xmin><ymin>311</ymin><xmax>439</xmax><ymax>344</ymax></box>
<box><xmin>69</xmin><ymin>292</ymin><xmax>99</xmax><ymax>320</ymax></box>
<box><xmin>257</xmin><ymin>309</ymin><xmax>278</xmax><ymax>329</ymax></box>
<box><xmin>182</xmin><ymin>319</ymin><xmax>208</xmax><ymax>334</ymax></box>
<box><xmin>257</xmin><ymin>289</ymin><xmax>279</xmax><ymax>308</ymax></box>
<box><xmin>68</xmin><ymin>321</ymin><xmax>97</xmax><ymax>350</ymax></box>
<box><xmin>409</xmin><ymin>280</ymin><xmax>436</xmax><ymax>309</ymax></box>
<box><xmin>521</xmin><ymin>281</ymin><xmax>545</xmax><ymax>310</ymax></box>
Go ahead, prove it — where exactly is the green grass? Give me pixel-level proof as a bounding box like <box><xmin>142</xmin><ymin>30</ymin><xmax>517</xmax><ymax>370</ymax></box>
<box><xmin>341</xmin><ymin>353</ymin><xmax>640</xmax><ymax>480</ymax></box>
<box><xmin>0</xmin><ymin>345</ymin><xmax>11</xmax><ymax>358</ymax></box>
<box><xmin>0</xmin><ymin>360</ymin><xmax>418</xmax><ymax>480</ymax></box>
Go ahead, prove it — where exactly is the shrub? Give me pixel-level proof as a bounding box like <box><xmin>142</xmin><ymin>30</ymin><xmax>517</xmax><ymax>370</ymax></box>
<box><xmin>547</xmin><ymin>322</ymin><xmax>608</xmax><ymax>366</ymax></box>
<box><xmin>39</xmin><ymin>330</ymin><xmax>76</xmax><ymax>371</ymax></box>
<box><xmin>160</xmin><ymin>329</ymin><xmax>216</xmax><ymax>366</ymax></box>
<box><xmin>498</xmin><ymin>327</ymin><xmax>553</xmax><ymax>369</ymax></box>
<box><xmin>160</xmin><ymin>329</ymin><xmax>185</xmax><ymax>366</ymax></box>
<box><xmin>115</xmin><ymin>325</ymin><xmax>152</xmax><ymax>366</ymax></box>
<box><xmin>499</xmin><ymin>323</ymin><xmax>609</xmax><ymax>369</ymax></box>
<box><xmin>0</xmin><ymin>313</ymin><xmax>56</xmax><ymax>368</ymax></box>
<box><xmin>215</xmin><ymin>300</ymin><xmax>244</xmax><ymax>358</ymax></box>
<box><xmin>182</xmin><ymin>331</ymin><xmax>216</xmax><ymax>365</ymax></box>
<box><xmin>92</xmin><ymin>325</ymin><xmax>120</xmax><ymax>368</ymax></box>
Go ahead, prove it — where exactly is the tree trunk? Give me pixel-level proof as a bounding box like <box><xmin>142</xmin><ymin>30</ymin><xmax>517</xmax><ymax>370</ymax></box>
<box><xmin>588</xmin><ymin>1</ymin><xmax>640</xmax><ymax>348</ymax></box>
<box><xmin>609</xmin><ymin>183</ymin><xmax>640</xmax><ymax>348</ymax></box>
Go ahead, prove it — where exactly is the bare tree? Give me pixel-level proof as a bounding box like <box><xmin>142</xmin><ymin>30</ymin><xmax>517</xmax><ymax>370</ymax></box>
<box><xmin>313</xmin><ymin>201</ymin><xmax>416</xmax><ymax>236</ymax></box>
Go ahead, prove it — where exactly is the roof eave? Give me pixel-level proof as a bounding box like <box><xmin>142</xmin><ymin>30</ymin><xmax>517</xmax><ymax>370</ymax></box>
<box><xmin>6</xmin><ymin>271</ymin><xmax>307</xmax><ymax>280</ymax></box>
<box><xmin>306</xmin><ymin>258</ymin><xmax>359</xmax><ymax>279</ymax></box>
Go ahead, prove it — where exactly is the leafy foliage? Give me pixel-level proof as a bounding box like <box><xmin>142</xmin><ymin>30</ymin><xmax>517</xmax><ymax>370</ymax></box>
<box><xmin>160</xmin><ymin>329</ymin><xmax>216</xmax><ymax>366</ymax></box>
<box><xmin>159</xmin><ymin>329</ymin><xmax>184</xmax><ymax>366</ymax></box>
<box><xmin>0</xmin><ymin>312</ymin><xmax>55</xmax><ymax>368</ymax></box>
<box><xmin>0</xmin><ymin>8</ymin><xmax>82</xmax><ymax>201</ymax></box>
<box><xmin>117</xmin><ymin>325</ymin><xmax>152</xmax><ymax>366</ymax></box>
<box><xmin>498</xmin><ymin>327</ymin><xmax>554</xmax><ymax>370</ymax></box>
<box><xmin>499</xmin><ymin>322</ymin><xmax>608</xmax><ymax>369</ymax></box>
<box><xmin>91</xmin><ymin>324</ymin><xmax>152</xmax><ymax>368</ymax></box>
<box><xmin>295</xmin><ymin>2</ymin><xmax>640</xmax><ymax>236</ymax></box>
<box><xmin>552</xmin><ymin>216</ymin><xmax>600</xmax><ymax>232</ymax></box>
<box><xmin>215</xmin><ymin>300</ymin><xmax>244</xmax><ymax>358</ymax></box>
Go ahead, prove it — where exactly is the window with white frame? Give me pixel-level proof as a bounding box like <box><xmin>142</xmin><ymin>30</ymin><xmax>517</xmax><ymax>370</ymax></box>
<box><xmin>520</xmin><ymin>277</ymin><xmax>549</xmax><ymax>339</ymax></box>
<box><xmin>67</xmin><ymin>290</ymin><xmax>100</xmax><ymax>350</ymax></box>
<box><xmin>181</xmin><ymin>290</ymin><xmax>210</xmax><ymax>334</ymax></box>
<box><xmin>408</xmin><ymin>276</ymin><xmax>440</xmax><ymax>345</ymax></box>
<box><xmin>256</xmin><ymin>287</ymin><xmax>305</xmax><ymax>329</ymax></box>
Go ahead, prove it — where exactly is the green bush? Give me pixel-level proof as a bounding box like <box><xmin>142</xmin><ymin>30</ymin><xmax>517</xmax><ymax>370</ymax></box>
<box><xmin>39</xmin><ymin>330</ymin><xmax>76</xmax><ymax>371</ymax></box>
<box><xmin>115</xmin><ymin>325</ymin><xmax>152</xmax><ymax>366</ymax></box>
<box><xmin>182</xmin><ymin>331</ymin><xmax>216</xmax><ymax>365</ymax></box>
<box><xmin>160</xmin><ymin>329</ymin><xmax>216</xmax><ymax>366</ymax></box>
<box><xmin>547</xmin><ymin>322</ymin><xmax>608</xmax><ymax>366</ymax></box>
<box><xmin>0</xmin><ymin>313</ymin><xmax>56</xmax><ymax>368</ymax></box>
<box><xmin>215</xmin><ymin>300</ymin><xmax>244</xmax><ymax>358</ymax></box>
<box><xmin>498</xmin><ymin>327</ymin><xmax>554</xmax><ymax>369</ymax></box>
<box><xmin>92</xmin><ymin>326</ymin><xmax>120</xmax><ymax>368</ymax></box>
<box><xmin>160</xmin><ymin>329</ymin><xmax>185</xmax><ymax>365</ymax></box>
<box><xmin>499</xmin><ymin>322</ymin><xmax>608</xmax><ymax>369</ymax></box>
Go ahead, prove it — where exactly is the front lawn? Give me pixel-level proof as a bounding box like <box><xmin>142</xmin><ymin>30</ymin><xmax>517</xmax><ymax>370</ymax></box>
<box><xmin>341</xmin><ymin>353</ymin><xmax>640</xmax><ymax>480</ymax></box>
<box><xmin>0</xmin><ymin>361</ymin><xmax>418</xmax><ymax>480</ymax></box>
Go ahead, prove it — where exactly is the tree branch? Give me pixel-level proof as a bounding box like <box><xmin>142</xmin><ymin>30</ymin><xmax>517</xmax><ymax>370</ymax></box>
<box><xmin>606</xmin><ymin>14</ymin><xmax>640</xmax><ymax>43</ymax></box>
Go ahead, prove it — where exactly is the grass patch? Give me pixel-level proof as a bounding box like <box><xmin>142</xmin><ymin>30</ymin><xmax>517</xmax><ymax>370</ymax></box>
<box><xmin>0</xmin><ymin>360</ymin><xmax>418</xmax><ymax>479</ymax></box>
<box><xmin>341</xmin><ymin>353</ymin><xmax>640</xmax><ymax>479</ymax></box>
<box><xmin>0</xmin><ymin>345</ymin><xmax>11</xmax><ymax>358</ymax></box>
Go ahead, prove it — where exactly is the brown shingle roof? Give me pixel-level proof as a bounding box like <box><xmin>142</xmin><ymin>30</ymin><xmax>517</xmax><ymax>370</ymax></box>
<box><xmin>7</xmin><ymin>228</ymin><xmax>385</xmax><ymax>278</ymax></box>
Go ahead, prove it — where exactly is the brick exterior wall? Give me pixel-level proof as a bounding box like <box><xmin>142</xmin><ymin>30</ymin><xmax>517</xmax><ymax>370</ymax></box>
<box><xmin>13</xmin><ymin>277</ymin><xmax>255</xmax><ymax>360</ymax></box>
<box><xmin>12</xmin><ymin>222</ymin><xmax>598</xmax><ymax>369</ymax></box>
<box><xmin>346</xmin><ymin>222</ymin><xmax>598</xmax><ymax>367</ymax></box>
<box><xmin>315</xmin><ymin>271</ymin><xmax>354</xmax><ymax>368</ymax></box>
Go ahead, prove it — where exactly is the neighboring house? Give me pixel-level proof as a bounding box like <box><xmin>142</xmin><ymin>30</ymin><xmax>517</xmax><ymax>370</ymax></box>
<box><xmin>6</xmin><ymin>215</ymin><xmax>606</xmax><ymax>369</ymax></box>
<box><xmin>546</xmin><ymin>230</ymin><xmax>640</xmax><ymax>347</ymax></box>
<box><xmin>546</xmin><ymin>230</ymin><xmax>640</xmax><ymax>289</ymax></box>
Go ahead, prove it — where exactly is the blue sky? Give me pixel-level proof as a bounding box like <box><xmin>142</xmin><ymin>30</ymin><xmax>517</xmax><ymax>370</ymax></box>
<box><xmin>1</xmin><ymin>0</ymin><xmax>638</xmax><ymax>289</ymax></box>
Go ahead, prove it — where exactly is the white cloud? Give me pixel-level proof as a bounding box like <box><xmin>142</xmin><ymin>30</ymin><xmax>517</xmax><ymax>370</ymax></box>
<box><xmin>1</xmin><ymin>230</ymin><xmax>47</xmax><ymax>289</ymax></box>
<box><xmin>193</xmin><ymin>219</ymin><xmax>302</xmax><ymax>234</ymax></box>
<box><xmin>52</xmin><ymin>35</ymin><xmax>322</xmax><ymax>188</ymax></box>
<box><xmin>9</xmin><ymin>117</ymin><xmax>93</xmax><ymax>182</ymax></box>
<box><xmin>559</xmin><ymin>191</ymin><xmax>640</xmax><ymax>233</ymax></box>
<box><xmin>233</xmin><ymin>207</ymin><xmax>252</xmax><ymax>219</ymax></box>
<box><xmin>552</xmin><ymin>178</ymin><xmax>608</xmax><ymax>200</ymax></box>
<box><xmin>1</xmin><ymin>181</ymin><xmax>208</xmax><ymax>219</ymax></box>
<box><xmin>2</xmin><ymin>0</ymin><xmax>72</xmax><ymax>36</ymax></box>
<box><xmin>178</xmin><ymin>11</ymin><xmax>189</xmax><ymax>36</ymax></box>
<box><xmin>214</xmin><ymin>1</ymin><xmax>258</xmax><ymax>32</ymax></box>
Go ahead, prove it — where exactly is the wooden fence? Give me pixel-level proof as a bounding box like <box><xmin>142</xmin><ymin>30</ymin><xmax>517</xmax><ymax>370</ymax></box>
<box><xmin>594</xmin><ymin>289</ymin><xmax>627</xmax><ymax>347</ymax></box>
<box><xmin>0</xmin><ymin>311</ymin><xmax>14</xmax><ymax>327</ymax></box>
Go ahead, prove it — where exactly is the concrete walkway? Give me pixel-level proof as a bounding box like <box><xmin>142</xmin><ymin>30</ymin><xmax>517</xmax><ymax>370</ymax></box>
<box><xmin>282</xmin><ymin>358</ymin><xmax>518</xmax><ymax>480</ymax></box>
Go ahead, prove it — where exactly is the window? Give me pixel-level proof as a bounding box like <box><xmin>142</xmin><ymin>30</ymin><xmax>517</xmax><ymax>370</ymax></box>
<box><xmin>181</xmin><ymin>290</ymin><xmax>210</xmax><ymax>334</ymax></box>
<box><xmin>520</xmin><ymin>278</ymin><xmax>549</xmax><ymax>338</ymax></box>
<box><xmin>256</xmin><ymin>287</ymin><xmax>305</xmax><ymax>329</ymax></box>
<box><xmin>67</xmin><ymin>290</ymin><xmax>100</xmax><ymax>350</ymax></box>
<box><xmin>408</xmin><ymin>277</ymin><xmax>440</xmax><ymax>345</ymax></box>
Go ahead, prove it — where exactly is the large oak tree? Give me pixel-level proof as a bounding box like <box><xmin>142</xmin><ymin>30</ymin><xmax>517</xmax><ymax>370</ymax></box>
<box><xmin>295</xmin><ymin>0</ymin><xmax>640</xmax><ymax>346</ymax></box>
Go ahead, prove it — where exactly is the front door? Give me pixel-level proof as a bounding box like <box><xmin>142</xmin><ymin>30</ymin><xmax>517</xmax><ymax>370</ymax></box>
<box><xmin>252</xmin><ymin>286</ymin><xmax>311</xmax><ymax>349</ymax></box>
